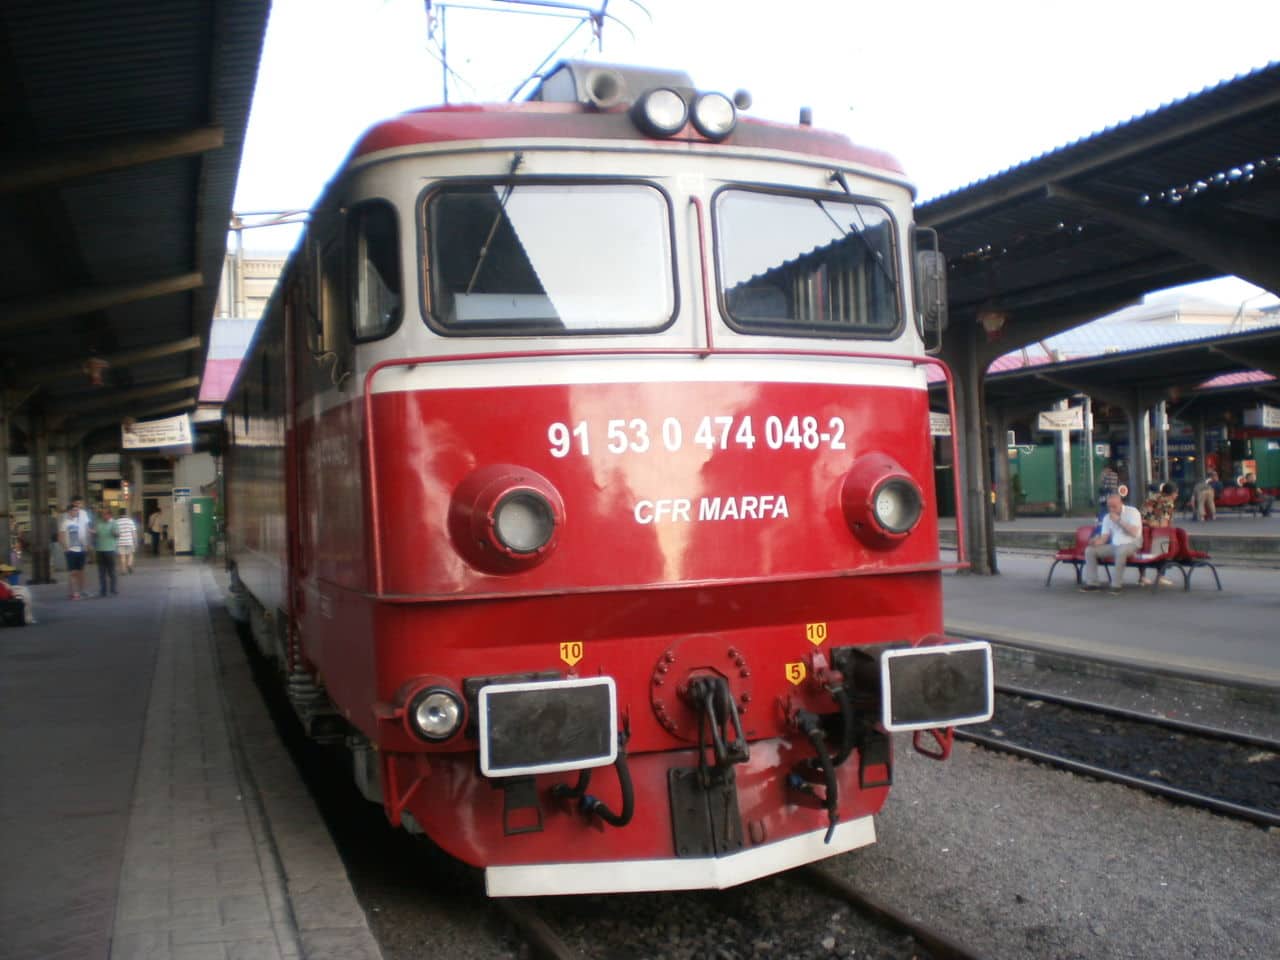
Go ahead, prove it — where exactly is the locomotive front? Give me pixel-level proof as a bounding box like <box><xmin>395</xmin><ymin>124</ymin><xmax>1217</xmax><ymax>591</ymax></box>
<box><xmin>233</xmin><ymin>64</ymin><xmax>992</xmax><ymax>897</ymax></box>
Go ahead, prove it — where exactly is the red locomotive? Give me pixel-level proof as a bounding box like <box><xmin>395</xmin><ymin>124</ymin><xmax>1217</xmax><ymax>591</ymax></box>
<box><xmin>225</xmin><ymin>62</ymin><xmax>992</xmax><ymax>896</ymax></box>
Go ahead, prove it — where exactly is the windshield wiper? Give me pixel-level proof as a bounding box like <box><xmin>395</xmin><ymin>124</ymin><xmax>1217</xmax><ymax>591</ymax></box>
<box><xmin>465</xmin><ymin>151</ymin><xmax>525</xmax><ymax>294</ymax></box>
<box><xmin>822</xmin><ymin>169</ymin><xmax>899</xmax><ymax>295</ymax></box>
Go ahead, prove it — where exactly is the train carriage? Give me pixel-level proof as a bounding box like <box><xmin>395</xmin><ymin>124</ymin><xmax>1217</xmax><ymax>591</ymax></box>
<box><xmin>225</xmin><ymin>62</ymin><xmax>993</xmax><ymax>897</ymax></box>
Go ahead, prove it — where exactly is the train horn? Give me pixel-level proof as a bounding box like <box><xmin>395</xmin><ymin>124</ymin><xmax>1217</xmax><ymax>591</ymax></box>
<box><xmin>585</xmin><ymin>68</ymin><xmax>626</xmax><ymax>109</ymax></box>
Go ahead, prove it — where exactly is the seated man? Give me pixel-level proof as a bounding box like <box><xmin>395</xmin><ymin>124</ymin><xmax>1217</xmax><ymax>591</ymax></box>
<box><xmin>1240</xmin><ymin>473</ymin><xmax>1274</xmax><ymax>517</ymax></box>
<box><xmin>0</xmin><ymin>566</ymin><xmax>35</xmax><ymax>625</ymax></box>
<box><xmin>1081</xmin><ymin>494</ymin><xmax>1143</xmax><ymax>594</ymax></box>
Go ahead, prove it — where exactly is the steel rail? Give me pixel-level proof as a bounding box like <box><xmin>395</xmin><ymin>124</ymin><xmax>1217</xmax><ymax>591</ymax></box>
<box><xmin>956</xmin><ymin>730</ymin><xmax>1280</xmax><ymax>829</ymax></box>
<box><xmin>493</xmin><ymin>898</ymin><xmax>579</xmax><ymax>960</ymax></box>
<box><xmin>799</xmin><ymin>865</ymin><xmax>991</xmax><ymax>960</ymax></box>
<box><xmin>995</xmin><ymin>684</ymin><xmax>1280</xmax><ymax>751</ymax></box>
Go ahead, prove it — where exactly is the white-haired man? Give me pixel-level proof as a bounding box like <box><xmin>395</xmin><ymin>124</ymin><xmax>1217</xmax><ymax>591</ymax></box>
<box><xmin>1081</xmin><ymin>494</ymin><xmax>1143</xmax><ymax>594</ymax></box>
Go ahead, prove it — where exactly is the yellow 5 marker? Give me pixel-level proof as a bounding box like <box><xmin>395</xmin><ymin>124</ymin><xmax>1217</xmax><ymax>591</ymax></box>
<box><xmin>805</xmin><ymin>622</ymin><xmax>828</xmax><ymax>646</ymax></box>
<box><xmin>785</xmin><ymin>661</ymin><xmax>806</xmax><ymax>685</ymax></box>
<box><xmin>560</xmin><ymin>641</ymin><xmax>584</xmax><ymax>667</ymax></box>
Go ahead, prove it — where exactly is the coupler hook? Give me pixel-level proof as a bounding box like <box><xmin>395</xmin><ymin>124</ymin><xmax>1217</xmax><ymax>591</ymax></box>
<box><xmin>689</xmin><ymin>676</ymin><xmax>749</xmax><ymax>781</ymax></box>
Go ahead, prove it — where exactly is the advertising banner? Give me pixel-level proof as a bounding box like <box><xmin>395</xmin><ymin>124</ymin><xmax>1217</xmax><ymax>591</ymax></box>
<box><xmin>121</xmin><ymin>414</ymin><xmax>192</xmax><ymax>449</ymax></box>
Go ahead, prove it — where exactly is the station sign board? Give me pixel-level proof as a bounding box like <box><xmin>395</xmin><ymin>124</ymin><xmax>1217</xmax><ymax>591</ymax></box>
<box><xmin>1037</xmin><ymin>407</ymin><xmax>1084</xmax><ymax>431</ymax></box>
<box><xmin>121</xmin><ymin>413</ymin><xmax>192</xmax><ymax>449</ymax></box>
<box><xmin>1243</xmin><ymin>405</ymin><xmax>1280</xmax><ymax>429</ymax></box>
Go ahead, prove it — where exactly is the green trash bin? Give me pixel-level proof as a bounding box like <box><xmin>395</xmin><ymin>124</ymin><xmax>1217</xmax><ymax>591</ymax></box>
<box><xmin>191</xmin><ymin>496</ymin><xmax>215</xmax><ymax>557</ymax></box>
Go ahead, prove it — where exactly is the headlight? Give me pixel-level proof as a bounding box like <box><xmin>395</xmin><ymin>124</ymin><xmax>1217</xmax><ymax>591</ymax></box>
<box><xmin>493</xmin><ymin>490</ymin><xmax>556</xmax><ymax>554</ymax></box>
<box><xmin>691</xmin><ymin>92</ymin><xmax>736</xmax><ymax>140</ymax></box>
<box><xmin>632</xmin><ymin>88</ymin><xmax>688</xmax><ymax>138</ymax></box>
<box><xmin>448</xmin><ymin>464</ymin><xmax>565</xmax><ymax>573</ymax></box>
<box><xmin>840</xmin><ymin>453</ymin><xmax>926</xmax><ymax>548</ymax></box>
<box><xmin>872</xmin><ymin>479</ymin><xmax>922</xmax><ymax>535</ymax></box>
<box><xmin>408</xmin><ymin>687</ymin><xmax>464</xmax><ymax>742</ymax></box>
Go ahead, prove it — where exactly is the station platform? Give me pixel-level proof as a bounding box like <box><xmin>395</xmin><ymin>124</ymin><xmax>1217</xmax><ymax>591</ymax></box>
<box><xmin>941</xmin><ymin>509</ymin><xmax>1280</xmax><ymax>564</ymax></box>
<box><xmin>0</xmin><ymin>556</ymin><xmax>381</xmax><ymax>960</ymax></box>
<box><xmin>1</xmin><ymin>525</ymin><xmax>1276</xmax><ymax>960</ymax></box>
<box><xmin>941</xmin><ymin>511</ymin><xmax>1280</xmax><ymax>690</ymax></box>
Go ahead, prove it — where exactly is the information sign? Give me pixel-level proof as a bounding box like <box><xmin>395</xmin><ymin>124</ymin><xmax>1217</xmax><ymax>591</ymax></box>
<box><xmin>122</xmin><ymin>414</ymin><xmax>192</xmax><ymax>449</ymax></box>
<box><xmin>1037</xmin><ymin>407</ymin><xmax>1084</xmax><ymax>431</ymax></box>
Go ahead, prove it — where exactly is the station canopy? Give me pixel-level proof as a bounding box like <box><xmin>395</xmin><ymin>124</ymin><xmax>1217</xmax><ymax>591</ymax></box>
<box><xmin>0</xmin><ymin>2</ymin><xmax>270</xmax><ymax>449</ymax></box>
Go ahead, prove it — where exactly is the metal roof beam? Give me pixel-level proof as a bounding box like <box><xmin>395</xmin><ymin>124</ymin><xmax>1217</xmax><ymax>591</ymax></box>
<box><xmin>950</xmin><ymin>254</ymin><xmax>1187</xmax><ymax>313</ymax></box>
<box><xmin>0</xmin><ymin>126</ymin><xmax>224</xmax><ymax>194</ymax></box>
<box><xmin>1047</xmin><ymin>183</ymin><xmax>1280</xmax><ymax>295</ymax></box>
<box><xmin>919</xmin><ymin>81</ymin><xmax>1280</xmax><ymax>228</ymax></box>
<box><xmin>15</xmin><ymin>336</ymin><xmax>204</xmax><ymax>387</ymax></box>
<box><xmin>66</xmin><ymin>395</ymin><xmax>198</xmax><ymax>432</ymax></box>
<box><xmin>1033</xmin><ymin>373</ymin><xmax>1131</xmax><ymax>409</ymax></box>
<box><xmin>48</xmin><ymin>376</ymin><xmax>202</xmax><ymax>418</ymax></box>
<box><xmin>0</xmin><ymin>272</ymin><xmax>204</xmax><ymax>333</ymax></box>
<box><xmin>1209</xmin><ymin>345</ymin><xmax>1280</xmax><ymax>380</ymax></box>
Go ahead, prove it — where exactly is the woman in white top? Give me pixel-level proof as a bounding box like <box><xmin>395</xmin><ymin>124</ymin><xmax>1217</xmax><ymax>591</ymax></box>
<box><xmin>115</xmin><ymin>508</ymin><xmax>138</xmax><ymax>573</ymax></box>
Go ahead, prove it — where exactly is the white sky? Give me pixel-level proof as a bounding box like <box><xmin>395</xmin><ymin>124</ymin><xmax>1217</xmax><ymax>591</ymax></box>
<box><xmin>233</xmin><ymin>0</ymin><xmax>1280</xmax><ymax>308</ymax></box>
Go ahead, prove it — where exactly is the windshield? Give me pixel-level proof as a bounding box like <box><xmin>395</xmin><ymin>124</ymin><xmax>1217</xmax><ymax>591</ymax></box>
<box><xmin>715</xmin><ymin>188</ymin><xmax>902</xmax><ymax>337</ymax></box>
<box><xmin>424</xmin><ymin>182</ymin><xmax>675</xmax><ymax>335</ymax></box>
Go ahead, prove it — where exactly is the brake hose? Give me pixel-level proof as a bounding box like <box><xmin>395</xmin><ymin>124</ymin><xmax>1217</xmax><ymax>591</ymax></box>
<box><xmin>793</xmin><ymin>710</ymin><xmax>839</xmax><ymax>844</ymax></box>
<box><xmin>581</xmin><ymin>734</ymin><xmax>634</xmax><ymax>828</ymax></box>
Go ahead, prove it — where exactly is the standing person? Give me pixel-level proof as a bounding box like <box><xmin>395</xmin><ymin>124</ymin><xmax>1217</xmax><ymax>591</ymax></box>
<box><xmin>59</xmin><ymin>497</ymin><xmax>92</xmax><ymax>600</ymax></box>
<box><xmin>93</xmin><ymin>506</ymin><xmax>120</xmax><ymax>597</ymax></box>
<box><xmin>1192</xmin><ymin>470</ymin><xmax>1219</xmax><ymax>522</ymax></box>
<box><xmin>1081</xmin><ymin>494</ymin><xmax>1143</xmax><ymax>594</ymax></box>
<box><xmin>148</xmin><ymin>507</ymin><xmax>163</xmax><ymax>556</ymax></box>
<box><xmin>114</xmin><ymin>507</ymin><xmax>138</xmax><ymax>573</ymax></box>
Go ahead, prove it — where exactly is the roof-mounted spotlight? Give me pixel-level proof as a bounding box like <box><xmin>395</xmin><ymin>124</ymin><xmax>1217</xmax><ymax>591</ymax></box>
<box><xmin>632</xmin><ymin>88</ymin><xmax>688</xmax><ymax>138</ymax></box>
<box><xmin>691</xmin><ymin>92</ymin><xmax>737</xmax><ymax>141</ymax></box>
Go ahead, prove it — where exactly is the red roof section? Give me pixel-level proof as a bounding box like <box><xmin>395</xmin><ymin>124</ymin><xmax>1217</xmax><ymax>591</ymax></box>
<box><xmin>351</xmin><ymin>102</ymin><xmax>905</xmax><ymax>175</ymax></box>
<box><xmin>199</xmin><ymin>358</ymin><xmax>242</xmax><ymax>403</ymax></box>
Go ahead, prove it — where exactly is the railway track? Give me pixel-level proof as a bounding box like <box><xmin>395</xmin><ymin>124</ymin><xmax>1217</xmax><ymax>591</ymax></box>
<box><xmin>798</xmin><ymin>866</ymin><xmax>989</xmax><ymax>960</ymax></box>
<box><xmin>493</xmin><ymin>898</ymin><xmax>579</xmax><ymax>959</ymax></box>
<box><xmin>959</xmin><ymin>684</ymin><xmax>1280</xmax><ymax>827</ymax></box>
<box><xmin>495</xmin><ymin>873</ymin><xmax>993</xmax><ymax>960</ymax></box>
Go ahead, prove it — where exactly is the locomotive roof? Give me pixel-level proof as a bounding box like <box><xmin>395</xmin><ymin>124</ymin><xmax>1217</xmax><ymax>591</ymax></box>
<box><xmin>349</xmin><ymin>102</ymin><xmax>906</xmax><ymax>177</ymax></box>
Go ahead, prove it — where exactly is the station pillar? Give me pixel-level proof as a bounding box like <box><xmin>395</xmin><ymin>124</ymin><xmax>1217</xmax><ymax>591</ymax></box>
<box><xmin>989</xmin><ymin>406</ymin><xmax>1013</xmax><ymax>523</ymax></box>
<box><xmin>946</xmin><ymin>323</ymin><xmax>997</xmax><ymax>575</ymax></box>
<box><xmin>1122</xmin><ymin>390</ymin><xmax>1153</xmax><ymax>502</ymax></box>
<box><xmin>0</xmin><ymin>395</ymin><xmax>10</xmax><ymax>564</ymax></box>
<box><xmin>29</xmin><ymin>415</ymin><xmax>53</xmax><ymax>584</ymax></box>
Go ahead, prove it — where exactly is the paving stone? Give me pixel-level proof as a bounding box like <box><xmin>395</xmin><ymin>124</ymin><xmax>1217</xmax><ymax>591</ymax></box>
<box><xmin>219</xmin><ymin>893</ymin><xmax>272</xmax><ymax>926</ymax></box>
<box><xmin>3</xmin><ymin>564</ymin><xmax>379</xmax><ymax>960</ymax></box>
<box><xmin>108</xmin><ymin>930</ymin><xmax>171</xmax><ymax>960</ymax></box>
<box><xmin>225</xmin><ymin>941</ymin><xmax>285</xmax><ymax>960</ymax></box>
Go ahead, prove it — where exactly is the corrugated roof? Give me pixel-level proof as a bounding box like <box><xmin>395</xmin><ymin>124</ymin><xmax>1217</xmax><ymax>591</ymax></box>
<box><xmin>1</xmin><ymin>1</ymin><xmax>269</xmax><ymax>445</ymax></box>
<box><xmin>917</xmin><ymin>60</ymin><xmax>1280</xmax><ymax>332</ymax></box>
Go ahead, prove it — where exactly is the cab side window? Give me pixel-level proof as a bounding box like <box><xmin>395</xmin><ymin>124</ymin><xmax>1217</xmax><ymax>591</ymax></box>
<box><xmin>315</xmin><ymin>229</ymin><xmax>353</xmax><ymax>390</ymax></box>
<box><xmin>349</xmin><ymin>201</ymin><xmax>401</xmax><ymax>341</ymax></box>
